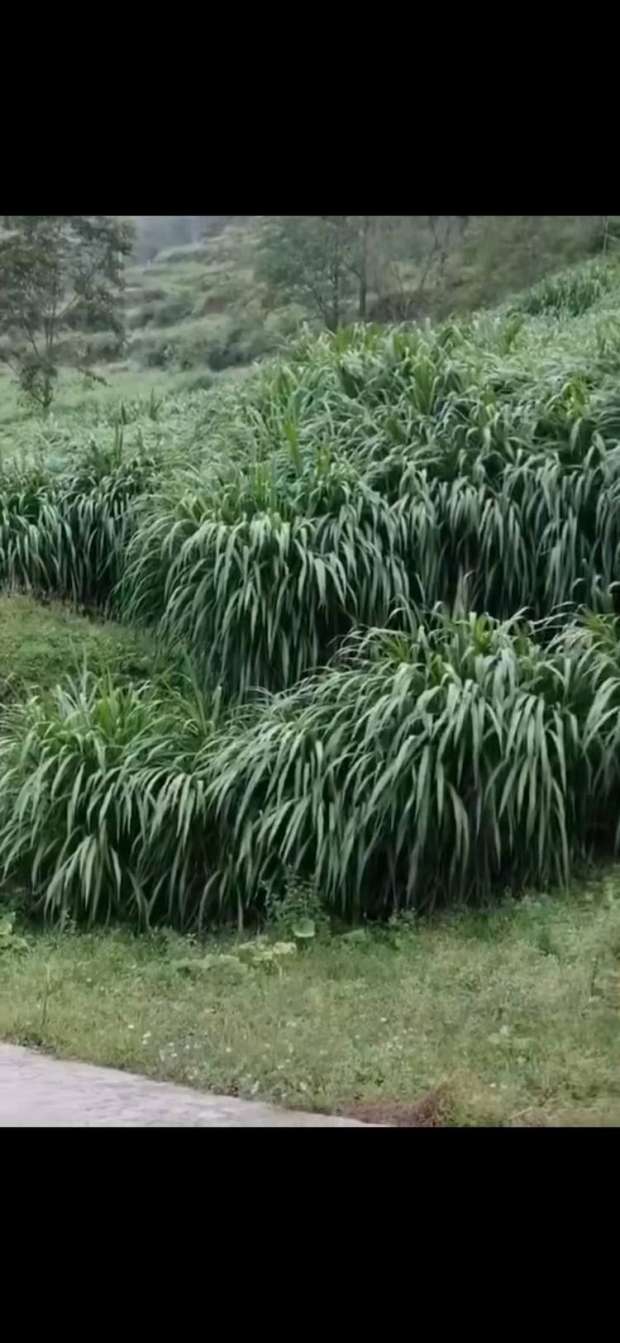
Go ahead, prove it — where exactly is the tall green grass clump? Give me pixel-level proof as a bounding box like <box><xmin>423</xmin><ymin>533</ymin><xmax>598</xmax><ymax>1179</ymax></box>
<box><xmin>0</xmin><ymin>673</ymin><xmax>221</xmax><ymax>927</ymax></box>
<box><xmin>513</xmin><ymin>261</ymin><xmax>615</xmax><ymax>318</ymax></box>
<box><xmin>0</xmin><ymin>432</ymin><xmax>158</xmax><ymax>610</ymax></box>
<box><xmin>205</xmin><ymin>611</ymin><xmax>620</xmax><ymax>920</ymax></box>
<box><xmin>123</xmin><ymin>452</ymin><xmax>411</xmax><ymax>695</ymax></box>
<box><xmin>3</xmin><ymin>611</ymin><xmax>620</xmax><ymax>928</ymax></box>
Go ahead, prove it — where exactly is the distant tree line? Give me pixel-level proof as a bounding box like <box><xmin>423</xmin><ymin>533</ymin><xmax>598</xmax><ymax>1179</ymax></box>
<box><xmin>256</xmin><ymin>215</ymin><xmax>610</xmax><ymax>330</ymax></box>
<box><xmin>1</xmin><ymin>215</ymin><xmax>612</xmax><ymax>413</ymax></box>
<box><xmin>126</xmin><ymin>215</ymin><xmax>613</xmax><ymax>325</ymax></box>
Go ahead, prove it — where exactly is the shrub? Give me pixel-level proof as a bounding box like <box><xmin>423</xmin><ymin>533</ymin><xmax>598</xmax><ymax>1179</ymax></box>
<box><xmin>55</xmin><ymin>329</ymin><xmax>127</xmax><ymax>364</ymax></box>
<box><xmin>264</xmin><ymin>874</ymin><xmax>330</xmax><ymax>940</ymax></box>
<box><xmin>148</xmin><ymin>295</ymin><xmax>196</xmax><ymax>327</ymax></box>
<box><xmin>140</xmin><ymin>338</ymin><xmax>175</xmax><ymax>370</ymax></box>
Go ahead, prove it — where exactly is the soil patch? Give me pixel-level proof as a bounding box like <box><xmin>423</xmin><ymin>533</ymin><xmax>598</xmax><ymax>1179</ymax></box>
<box><xmin>339</xmin><ymin>1090</ymin><xmax>447</xmax><ymax>1128</ymax></box>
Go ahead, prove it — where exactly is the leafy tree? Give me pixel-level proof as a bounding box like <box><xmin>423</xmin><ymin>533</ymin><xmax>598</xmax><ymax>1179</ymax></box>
<box><xmin>0</xmin><ymin>215</ymin><xmax>134</xmax><ymax>410</ymax></box>
<box><xmin>367</xmin><ymin>216</ymin><xmax>468</xmax><ymax>321</ymax></box>
<box><xmin>257</xmin><ymin>216</ymin><xmax>363</xmax><ymax>331</ymax></box>
<box><xmin>258</xmin><ymin>216</ymin><xmax>610</xmax><ymax>329</ymax></box>
<box><xmin>257</xmin><ymin>216</ymin><xmax>469</xmax><ymax>329</ymax></box>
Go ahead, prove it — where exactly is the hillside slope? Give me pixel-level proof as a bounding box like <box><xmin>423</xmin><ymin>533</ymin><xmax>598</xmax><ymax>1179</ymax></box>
<box><xmin>2</xmin><ymin>216</ymin><xmax>611</xmax><ymax>413</ymax></box>
<box><xmin>3</xmin><ymin>243</ymin><xmax>620</xmax><ymax>1125</ymax></box>
<box><xmin>118</xmin><ymin>214</ymin><xmax>614</xmax><ymax>375</ymax></box>
<box><xmin>2</xmin><ymin>252</ymin><xmax>620</xmax><ymax>925</ymax></box>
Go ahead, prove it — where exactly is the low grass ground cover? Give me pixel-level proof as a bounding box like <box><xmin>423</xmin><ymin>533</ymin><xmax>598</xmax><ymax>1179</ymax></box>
<box><xmin>0</xmin><ymin>594</ymin><xmax>151</xmax><ymax>700</ymax></box>
<box><xmin>1</xmin><ymin>874</ymin><xmax>619</xmax><ymax>1125</ymax></box>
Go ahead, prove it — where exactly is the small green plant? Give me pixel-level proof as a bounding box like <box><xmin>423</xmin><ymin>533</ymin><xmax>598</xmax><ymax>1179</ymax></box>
<box><xmin>536</xmin><ymin>926</ymin><xmax>559</xmax><ymax>959</ymax></box>
<box><xmin>0</xmin><ymin>911</ymin><xmax>29</xmax><ymax>955</ymax></box>
<box><xmin>264</xmin><ymin>875</ymin><xmax>329</xmax><ymax>942</ymax></box>
<box><xmin>148</xmin><ymin>388</ymin><xmax>162</xmax><ymax>421</ymax></box>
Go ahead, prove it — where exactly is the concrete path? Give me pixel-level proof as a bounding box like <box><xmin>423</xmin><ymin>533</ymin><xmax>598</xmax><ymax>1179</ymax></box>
<box><xmin>0</xmin><ymin>1044</ymin><xmax>366</xmax><ymax>1127</ymax></box>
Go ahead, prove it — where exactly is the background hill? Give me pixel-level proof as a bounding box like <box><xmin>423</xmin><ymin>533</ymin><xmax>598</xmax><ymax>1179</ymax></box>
<box><xmin>121</xmin><ymin>214</ymin><xmax>615</xmax><ymax>359</ymax></box>
<box><xmin>111</xmin><ymin>215</ymin><xmax>616</xmax><ymax>377</ymax></box>
<box><xmin>2</xmin><ymin>217</ymin><xmax>615</xmax><ymax>422</ymax></box>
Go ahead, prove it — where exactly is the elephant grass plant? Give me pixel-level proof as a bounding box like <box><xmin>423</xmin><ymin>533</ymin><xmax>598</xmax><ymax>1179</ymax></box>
<box><xmin>4</xmin><ymin>266</ymin><xmax>620</xmax><ymax>928</ymax></box>
<box><xmin>205</xmin><ymin>611</ymin><xmax>620</xmax><ymax>922</ymax></box>
<box><xmin>0</xmin><ymin>673</ymin><xmax>221</xmax><ymax>928</ymax></box>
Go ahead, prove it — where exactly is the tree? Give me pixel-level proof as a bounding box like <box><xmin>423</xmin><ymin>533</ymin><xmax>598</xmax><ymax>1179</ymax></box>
<box><xmin>368</xmin><ymin>216</ymin><xmax>467</xmax><ymax>321</ymax></box>
<box><xmin>0</xmin><ymin>215</ymin><xmax>134</xmax><ymax>409</ymax></box>
<box><xmin>322</xmin><ymin>215</ymin><xmax>373</xmax><ymax>320</ymax></box>
<box><xmin>258</xmin><ymin>216</ymin><xmax>469</xmax><ymax>329</ymax></box>
<box><xmin>257</xmin><ymin>216</ymin><xmax>361</xmax><ymax>331</ymax></box>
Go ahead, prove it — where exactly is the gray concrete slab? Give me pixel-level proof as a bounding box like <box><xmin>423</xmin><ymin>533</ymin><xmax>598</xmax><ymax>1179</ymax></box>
<box><xmin>0</xmin><ymin>1043</ymin><xmax>368</xmax><ymax>1127</ymax></box>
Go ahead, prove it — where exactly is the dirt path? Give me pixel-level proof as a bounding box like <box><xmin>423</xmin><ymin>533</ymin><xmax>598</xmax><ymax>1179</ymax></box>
<box><xmin>0</xmin><ymin>1044</ymin><xmax>367</xmax><ymax>1127</ymax></box>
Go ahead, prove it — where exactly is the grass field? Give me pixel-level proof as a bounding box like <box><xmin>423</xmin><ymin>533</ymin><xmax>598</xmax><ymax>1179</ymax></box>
<box><xmin>2</xmin><ymin>874</ymin><xmax>620</xmax><ymax>1126</ymax></box>
<box><xmin>2</xmin><ymin>241</ymin><xmax>620</xmax><ymax>1123</ymax></box>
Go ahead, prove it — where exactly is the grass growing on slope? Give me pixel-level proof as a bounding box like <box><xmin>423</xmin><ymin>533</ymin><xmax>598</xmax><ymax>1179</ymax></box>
<box><xmin>0</xmin><ymin>594</ymin><xmax>152</xmax><ymax>700</ymax></box>
<box><xmin>511</xmin><ymin>260</ymin><xmax>615</xmax><ymax>318</ymax></box>
<box><xmin>206</xmin><ymin>610</ymin><xmax>620</xmax><ymax>921</ymax></box>
<box><xmin>2</xmin><ymin>608</ymin><xmax>620</xmax><ymax>929</ymax></box>
<box><xmin>0</xmin><ymin>432</ymin><xmax>161</xmax><ymax>609</ymax></box>
<box><xmin>1</xmin><ymin>873</ymin><xmax>620</xmax><ymax>1126</ymax></box>
<box><xmin>0</xmin><ymin>673</ymin><xmax>221</xmax><ymax>927</ymax></box>
<box><xmin>123</xmin><ymin>300</ymin><xmax>620</xmax><ymax>695</ymax></box>
<box><xmin>4</xmin><ymin>261</ymin><xmax>620</xmax><ymax>930</ymax></box>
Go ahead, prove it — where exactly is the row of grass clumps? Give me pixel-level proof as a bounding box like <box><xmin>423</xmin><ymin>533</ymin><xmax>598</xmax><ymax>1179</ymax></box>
<box><xmin>0</xmin><ymin>609</ymin><xmax>620</xmax><ymax>928</ymax></box>
<box><xmin>4</xmin><ymin>299</ymin><xmax>620</xmax><ymax>660</ymax></box>
<box><xmin>121</xmin><ymin>314</ymin><xmax>620</xmax><ymax>694</ymax></box>
<box><xmin>3</xmin><ymin>264</ymin><xmax>620</xmax><ymax>926</ymax></box>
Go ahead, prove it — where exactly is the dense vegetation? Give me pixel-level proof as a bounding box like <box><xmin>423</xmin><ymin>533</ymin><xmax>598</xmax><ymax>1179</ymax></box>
<box><xmin>105</xmin><ymin>216</ymin><xmax>617</xmax><ymax>379</ymax></box>
<box><xmin>2</xmin><ymin>254</ymin><xmax>620</xmax><ymax>929</ymax></box>
<box><xmin>0</xmin><ymin>216</ymin><xmax>134</xmax><ymax>410</ymax></box>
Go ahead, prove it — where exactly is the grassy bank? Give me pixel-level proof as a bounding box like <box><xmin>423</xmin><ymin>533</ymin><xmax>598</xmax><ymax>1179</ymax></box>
<box><xmin>5</xmin><ymin>265</ymin><xmax>620</xmax><ymax>928</ymax></box>
<box><xmin>0</xmin><ymin>594</ymin><xmax>151</xmax><ymax>699</ymax></box>
<box><xmin>2</xmin><ymin>874</ymin><xmax>620</xmax><ymax>1126</ymax></box>
<box><xmin>2</xmin><ymin>252</ymin><xmax>620</xmax><ymax>1125</ymax></box>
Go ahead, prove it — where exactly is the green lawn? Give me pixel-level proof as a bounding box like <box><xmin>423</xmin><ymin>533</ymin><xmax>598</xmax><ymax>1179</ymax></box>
<box><xmin>2</xmin><ymin>876</ymin><xmax>619</xmax><ymax>1126</ymax></box>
